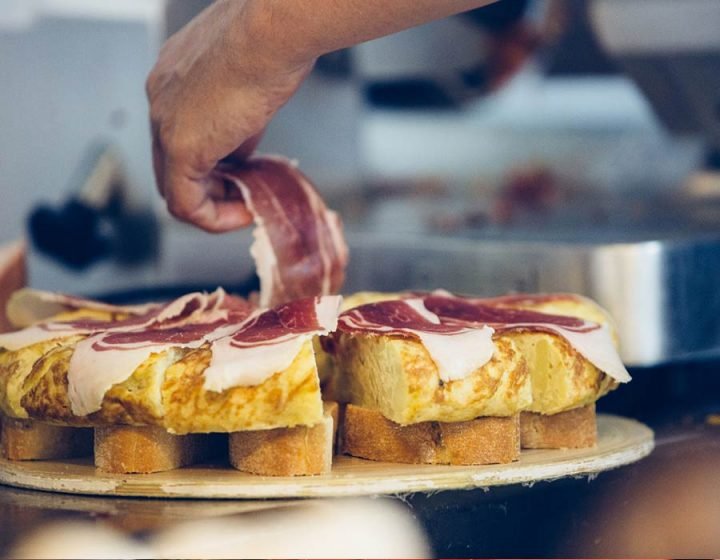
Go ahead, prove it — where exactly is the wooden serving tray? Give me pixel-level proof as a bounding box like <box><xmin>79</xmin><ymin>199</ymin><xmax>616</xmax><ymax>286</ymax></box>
<box><xmin>0</xmin><ymin>414</ymin><xmax>653</xmax><ymax>499</ymax></box>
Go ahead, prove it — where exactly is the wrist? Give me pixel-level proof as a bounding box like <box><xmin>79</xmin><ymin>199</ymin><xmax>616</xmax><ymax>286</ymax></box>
<box><xmin>238</xmin><ymin>0</ymin><xmax>320</xmax><ymax>73</ymax></box>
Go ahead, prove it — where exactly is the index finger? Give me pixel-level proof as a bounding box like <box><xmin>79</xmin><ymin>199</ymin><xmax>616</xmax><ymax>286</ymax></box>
<box><xmin>163</xmin><ymin>160</ymin><xmax>254</xmax><ymax>233</ymax></box>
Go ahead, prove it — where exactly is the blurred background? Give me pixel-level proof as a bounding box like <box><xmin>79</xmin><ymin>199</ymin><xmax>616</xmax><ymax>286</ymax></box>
<box><xmin>1</xmin><ymin>0</ymin><xmax>720</xmax><ymax>557</ymax></box>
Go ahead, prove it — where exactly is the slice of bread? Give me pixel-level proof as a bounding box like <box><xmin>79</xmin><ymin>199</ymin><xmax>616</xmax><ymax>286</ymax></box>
<box><xmin>342</xmin><ymin>404</ymin><xmax>519</xmax><ymax>465</ymax></box>
<box><xmin>520</xmin><ymin>404</ymin><xmax>597</xmax><ymax>449</ymax></box>
<box><xmin>94</xmin><ymin>425</ymin><xmax>208</xmax><ymax>474</ymax></box>
<box><xmin>1</xmin><ymin>417</ymin><xmax>92</xmax><ymax>460</ymax></box>
<box><xmin>229</xmin><ymin>401</ymin><xmax>338</xmax><ymax>476</ymax></box>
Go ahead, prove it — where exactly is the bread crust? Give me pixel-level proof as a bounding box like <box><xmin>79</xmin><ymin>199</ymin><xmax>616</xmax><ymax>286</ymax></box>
<box><xmin>520</xmin><ymin>404</ymin><xmax>597</xmax><ymax>449</ymax></box>
<box><xmin>1</xmin><ymin>417</ymin><xmax>92</xmax><ymax>460</ymax></box>
<box><xmin>94</xmin><ymin>425</ymin><xmax>207</xmax><ymax>474</ymax></box>
<box><xmin>342</xmin><ymin>404</ymin><xmax>519</xmax><ymax>465</ymax></box>
<box><xmin>229</xmin><ymin>401</ymin><xmax>338</xmax><ymax>476</ymax></box>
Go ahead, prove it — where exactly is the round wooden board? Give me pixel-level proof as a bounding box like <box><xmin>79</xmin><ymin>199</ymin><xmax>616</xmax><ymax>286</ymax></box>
<box><xmin>0</xmin><ymin>414</ymin><xmax>653</xmax><ymax>499</ymax></box>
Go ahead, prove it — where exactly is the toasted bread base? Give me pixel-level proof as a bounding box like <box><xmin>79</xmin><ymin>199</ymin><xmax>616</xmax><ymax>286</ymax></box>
<box><xmin>342</xmin><ymin>404</ymin><xmax>519</xmax><ymax>465</ymax></box>
<box><xmin>229</xmin><ymin>402</ymin><xmax>338</xmax><ymax>476</ymax></box>
<box><xmin>1</xmin><ymin>417</ymin><xmax>92</xmax><ymax>460</ymax></box>
<box><xmin>94</xmin><ymin>425</ymin><xmax>207</xmax><ymax>474</ymax></box>
<box><xmin>520</xmin><ymin>404</ymin><xmax>597</xmax><ymax>449</ymax></box>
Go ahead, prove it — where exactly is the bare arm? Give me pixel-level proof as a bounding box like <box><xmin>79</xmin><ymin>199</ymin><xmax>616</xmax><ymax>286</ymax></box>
<box><xmin>148</xmin><ymin>0</ymin><xmax>496</xmax><ymax>232</ymax></box>
<box><xmin>248</xmin><ymin>0</ymin><xmax>499</xmax><ymax>62</ymax></box>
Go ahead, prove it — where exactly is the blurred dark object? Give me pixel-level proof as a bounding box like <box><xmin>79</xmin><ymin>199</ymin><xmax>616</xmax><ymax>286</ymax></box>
<box><xmin>92</xmin><ymin>275</ymin><xmax>260</xmax><ymax>306</ymax></box>
<box><xmin>30</xmin><ymin>200</ymin><xmax>111</xmax><ymax>269</ymax></box>
<box><xmin>365</xmin><ymin>80</ymin><xmax>459</xmax><ymax>110</ymax></box>
<box><xmin>361</xmin><ymin>0</ymin><xmax>537</xmax><ymax>109</ymax></box>
<box><xmin>364</xmin><ymin>82</ymin><xmax>455</xmax><ymax>110</ymax></box>
<box><xmin>28</xmin><ymin>143</ymin><xmax>158</xmax><ymax>270</ymax></box>
<box><xmin>542</xmin><ymin>0</ymin><xmax>619</xmax><ymax>75</ymax></box>
<box><xmin>316</xmin><ymin>49</ymin><xmax>353</xmax><ymax>79</ymax></box>
<box><xmin>462</xmin><ymin>0</ymin><xmax>529</xmax><ymax>31</ymax></box>
<box><xmin>707</xmin><ymin>150</ymin><xmax>720</xmax><ymax>170</ymax></box>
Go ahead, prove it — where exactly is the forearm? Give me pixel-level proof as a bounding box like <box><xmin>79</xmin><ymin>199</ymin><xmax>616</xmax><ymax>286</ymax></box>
<box><xmin>148</xmin><ymin>0</ymin><xmax>498</xmax><ymax>232</ymax></box>
<box><xmin>242</xmin><ymin>0</ymin><xmax>498</xmax><ymax>65</ymax></box>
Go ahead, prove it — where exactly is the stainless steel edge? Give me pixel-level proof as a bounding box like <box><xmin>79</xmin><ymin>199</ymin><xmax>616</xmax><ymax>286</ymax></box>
<box><xmin>344</xmin><ymin>232</ymin><xmax>720</xmax><ymax>367</ymax></box>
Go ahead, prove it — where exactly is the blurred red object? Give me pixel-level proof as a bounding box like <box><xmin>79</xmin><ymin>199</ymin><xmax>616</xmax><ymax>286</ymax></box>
<box><xmin>492</xmin><ymin>166</ymin><xmax>560</xmax><ymax>224</ymax></box>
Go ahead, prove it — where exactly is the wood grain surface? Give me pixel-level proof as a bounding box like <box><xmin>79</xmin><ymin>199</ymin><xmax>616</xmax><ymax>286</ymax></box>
<box><xmin>0</xmin><ymin>414</ymin><xmax>653</xmax><ymax>499</ymax></box>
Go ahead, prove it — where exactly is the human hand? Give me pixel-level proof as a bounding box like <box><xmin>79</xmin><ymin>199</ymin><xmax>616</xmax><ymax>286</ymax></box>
<box><xmin>146</xmin><ymin>0</ymin><xmax>314</xmax><ymax>232</ymax></box>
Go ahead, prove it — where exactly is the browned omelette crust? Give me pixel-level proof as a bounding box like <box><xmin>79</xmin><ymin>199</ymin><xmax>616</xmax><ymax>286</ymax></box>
<box><xmin>0</xmin><ymin>309</ymin><xmax>123</xmax><ymax>420</ymax></box>
<box><xmin>0</xmin><ymin>338</ymin><xmax>77</xmax><ymax>419</ymax></box>
<box><xmin>161</xmin><ymin>340</ymin><xmax>323</xmax><ymax>434</ymax></box>
<box><xmin>334</xmin><ymin>333</ymin><xmax>530</xmax><ymax>425</ymax></box>
<box><xmin>19</xmin><ymin>339</ymin><xmax>324</xmax><ymax>434</ymax></box>
<box><xmin>94</xmin><ymin>350</ymin><xmax>185</xmax><ymax>426</ymax></box>
<box><xmin>20</xmin><ymin>345</ymin><xmax>93</xmax><ymax>427</ymax></box>
<box><xmin>21</xmin><ymin>346</ymin><xmax>186</xmax><ymax>427</ymax></box>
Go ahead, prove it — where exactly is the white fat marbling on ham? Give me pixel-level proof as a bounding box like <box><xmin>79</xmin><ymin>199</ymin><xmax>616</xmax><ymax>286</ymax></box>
<box><xmin>338</xmin><ymin>298</ymin><xmax>498</xmax><ymax>382</ymax></box>
<box><xmin>414</xmin><ymin>327</ymin><xmax>496</xmax><ymax>382</ymax></box>
<box><xmin>248</xmin><ymin>220</ymin><xmax>277</xmax><ymax>308</ymax></box>
<box><xmin>203</xmin><ymin>335</ymin><xmax>308</xmax><ymax>391</ymax></box>
<box><xmin>550</xmin><ymin>323</ymin><xmax>629</xmax><ymax>383</ymax></box>
<box><xmin>422</xmin><ymin>294</ymin><xmax>631</xmax><ymax>383</ymax></box>
<box><xmin>404</xmin><ymin>298</ymin><xmax>441</xmax><ymax>324</ymax></box>
<box><xmin>219</xmin><ymin>155</ymin><xmax>348</xmax><ymax>307</ymax></box>
<box><xmin>202</xmin><ymin>296</ymin><xmax>342</xmax><ymax>392</ymax></box>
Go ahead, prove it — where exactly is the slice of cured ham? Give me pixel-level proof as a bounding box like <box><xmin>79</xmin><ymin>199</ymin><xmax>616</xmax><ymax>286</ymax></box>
<box><xmin>0</xmin><ymin>288</ymin><xmax>251</xmax><ymax>351</ymax></box>
<box><xmin>203</xmin><ymin>295</ymin><xmax>342</xmax><ymax>392</ymax></box>
<box><xmin>422</xmin><ymin>293</ymin><xmax>630</xmax><ymax>382</ymax></box>
<box><xmin>338</xmin><ymin>293</ymin><xmax>631</xmax><ymax>383</ymax></box>
<box><xmin>220</xmin><ymin>155</ymin><xmax>348</xmax><ymax>308</ymax></box>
